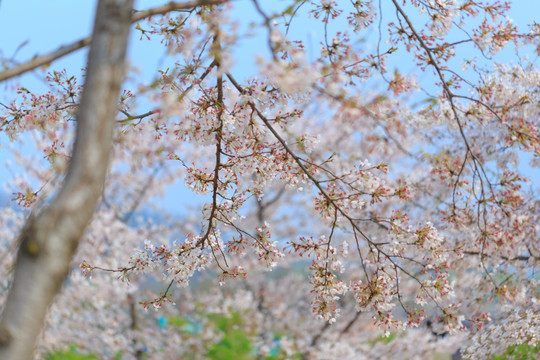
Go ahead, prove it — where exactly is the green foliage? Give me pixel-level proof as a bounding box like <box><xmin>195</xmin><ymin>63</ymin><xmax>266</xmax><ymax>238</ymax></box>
<box><xmin>45</xmin><ymin>346</ymin><xmax>99</xmax><ymax>360</ymax></box>
<box><xmin>368</xmin><ymin>332</ymin><xmax>398</xmax><ymax>345</ymax></box>
<box><xmin>205</xmin><ymin>312</ymin><xmax>253</xmax><ymax>360</ymax></box>
<box><xmin>492</xmin><ymin>342</ymin><xmax>539</xmax><ymax>360</ymax></box>
<box><xmin>47</xmin><ymin>312</ymin><xmax>304</xmax><ymax>359</ymax></box>
<box><xmin>168</xmin><ymin>315</ymin><xmax>189</xmax><ymax>328</ymax></box>
<box><xmin>377</xmin><ymin>332</ymin><xmax>397</xmax><ymax>344</ymax></box>
<box><xmin>206</xmin><ymin>329</ymin><xmax>253</xmax><ymax>360</ymax></box>
<box><xmin>167</xmin><ymin>311</ymin><xmax>300</xmax><ymax>360</ymax></box>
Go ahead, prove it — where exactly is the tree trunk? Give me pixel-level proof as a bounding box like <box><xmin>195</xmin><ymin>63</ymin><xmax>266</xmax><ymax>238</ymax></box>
<box><xmin>0</xmin><ymin>0</ymin><xmax>133</xmax><ymax>358</ymax></box>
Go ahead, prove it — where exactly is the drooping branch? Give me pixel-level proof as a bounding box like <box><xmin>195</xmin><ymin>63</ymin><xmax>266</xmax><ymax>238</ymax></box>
<box><xmin>226</xmin><ymin>71</ymin><xmax>452</xmax><ymax>315</ymax></box>
<box><xmin>0</xmin><ymin>0</ymin><xmax>133</xmax><ymax>358</ymax></box>
<box><xmin>0</xmin><ymin>0</ymin><xmax>227</xmax><ymax>82</ymax></box>
<box><xmin>388</xmin><ymin>0</ymin><xmax>511</xmax><ymax>290</ymax></box>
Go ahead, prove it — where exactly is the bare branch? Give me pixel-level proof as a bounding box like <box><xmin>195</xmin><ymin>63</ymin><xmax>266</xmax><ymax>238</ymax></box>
<box><xmin>132</xmin><ymin>0</ymin><xmax>224</xmax><ymax>20</ymax></box>
<box><xmin>0</xmin><ymin>0</ymin><xmax>227</xmax><ymax>82</ymax></box>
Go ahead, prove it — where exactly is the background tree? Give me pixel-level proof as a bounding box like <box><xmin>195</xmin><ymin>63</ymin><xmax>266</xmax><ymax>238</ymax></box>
<box><xmin>0</xmin><ymin>0</ymin><xmax>538</xmax><ymax>359</ymax></box>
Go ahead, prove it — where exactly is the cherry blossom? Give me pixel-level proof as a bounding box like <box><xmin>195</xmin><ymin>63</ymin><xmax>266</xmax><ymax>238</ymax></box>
<box><xmin>0</xmin><ymin>0</ymin><xmax>538</xmax><ymax>358</ymax></box>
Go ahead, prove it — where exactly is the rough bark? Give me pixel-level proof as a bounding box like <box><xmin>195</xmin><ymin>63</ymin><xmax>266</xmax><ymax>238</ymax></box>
<box><xmin>0</xmin><ymin>0</ymin><xmax>133</xmax><ymax>358</ymax></box>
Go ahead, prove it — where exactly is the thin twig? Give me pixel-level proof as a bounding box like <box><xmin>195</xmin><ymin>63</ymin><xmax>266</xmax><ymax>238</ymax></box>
<box><xmin>0</xmin><ymin>0</ymin><xmax>228</xmax><ymax>82</ymax></box>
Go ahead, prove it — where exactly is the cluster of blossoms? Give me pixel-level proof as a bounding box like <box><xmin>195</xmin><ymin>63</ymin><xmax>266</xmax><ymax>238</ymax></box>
<box><xmin>0</xmin><ymin>0</ymin><xmax>538</xmax><ymax>358</ymax></box>
<box><xmin>288</xmin><ymin>235</ymin><xmax>349</xmax><ymax>323</ymax></box>
<box><xmin>462</xmin><ymin>307</ymin><xmax>540</xmax><ymax>359</ymax></box>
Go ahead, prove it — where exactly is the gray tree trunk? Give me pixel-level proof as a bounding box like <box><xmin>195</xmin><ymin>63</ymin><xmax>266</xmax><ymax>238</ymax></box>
<box><xmin>0</xmin><ymin>0</ymin><xmax>133</xmax><ymax>358</ymax></box>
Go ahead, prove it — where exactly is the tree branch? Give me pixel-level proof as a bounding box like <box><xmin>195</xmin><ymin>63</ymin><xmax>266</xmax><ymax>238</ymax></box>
<box><xmin>0</xmin><ymin>0</ymin><xmax>227</xmax><ymax>82</ymax></box>
<box><xmin>0</xmin><ymin>0</ymin><xmax>133</xmax><ymax>358</ymax></box>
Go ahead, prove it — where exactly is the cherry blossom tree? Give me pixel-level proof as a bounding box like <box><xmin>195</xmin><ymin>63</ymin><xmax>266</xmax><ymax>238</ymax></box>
<box><xmin>0</xmin><ymin>0</ymin><xmax>134</xmax><ymax>358</ymax></box>
<box><xmin>0</xmin><ymin>0</ymin><xmax>538</xmax><ymax>359</ymax></box>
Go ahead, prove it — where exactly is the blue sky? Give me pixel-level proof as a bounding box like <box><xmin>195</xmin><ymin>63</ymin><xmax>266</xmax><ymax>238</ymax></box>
<box><xmin>0</xmin><ymin>0</ymin><xmax>538</xmax><ymax>210</ymax></box>
<box><xmin>0</xmin><ymin>0</ymin><xmax>269</xmax><ymax>210</ymax></box>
